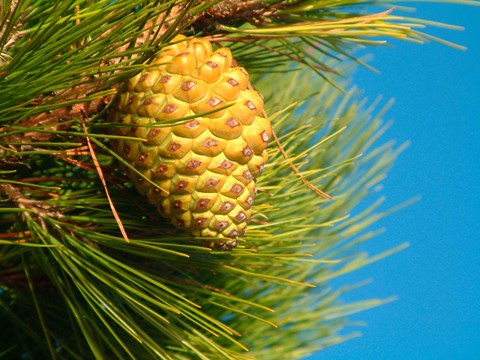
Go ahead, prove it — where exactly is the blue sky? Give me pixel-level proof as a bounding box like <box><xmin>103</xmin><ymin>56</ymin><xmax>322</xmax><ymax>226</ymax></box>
<box><xmin>308</xmin><ymin>2</ymin><xmax>480</xmax><ymax>359</ymax></box>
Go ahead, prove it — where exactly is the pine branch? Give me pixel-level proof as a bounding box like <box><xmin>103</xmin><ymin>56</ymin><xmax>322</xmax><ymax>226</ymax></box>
<box><xmin>0</xmin><ymin>0</ymin><xmax>474</xmax><ymax>358</ymax></box>
<box><xmin>1</xmin><ymin>63</ymin><xmax>403</xmax><ymax>358</ymax></box>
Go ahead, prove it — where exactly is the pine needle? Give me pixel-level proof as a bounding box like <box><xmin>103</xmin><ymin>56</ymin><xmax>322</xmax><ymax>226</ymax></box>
<box><xmin>80</xmin><ymin>113</ymin><xmax>130</xmax><ymax>243</ymax></box>
<box><xmin>273</xmin><ymin>127</ymin><xmax>333</xmax><ymax>200</ymax></box>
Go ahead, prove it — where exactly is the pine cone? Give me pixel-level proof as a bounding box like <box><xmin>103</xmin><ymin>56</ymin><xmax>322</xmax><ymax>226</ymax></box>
<box><xmin>108</xmin><ymin>35</ymin><xmax>272</xmax><ymax>249</ymax></box>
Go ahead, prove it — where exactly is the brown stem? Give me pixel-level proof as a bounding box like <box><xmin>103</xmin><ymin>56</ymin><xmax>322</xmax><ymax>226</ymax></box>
<box><xmin>188</xmin><ymin>0</ymin><xmax>284</xmax><ymax>31</ymax></box>
<box><xmin>0</xmin><ymin>183</ymin><xmax>62</xmax><ymax>218</ymax></box>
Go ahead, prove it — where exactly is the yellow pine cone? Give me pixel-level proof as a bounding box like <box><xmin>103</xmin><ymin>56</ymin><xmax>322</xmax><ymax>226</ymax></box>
<box><xmin>108</xmin><ymin>35</ymin><xmax>272</xmax><ymax>250</ymax></box>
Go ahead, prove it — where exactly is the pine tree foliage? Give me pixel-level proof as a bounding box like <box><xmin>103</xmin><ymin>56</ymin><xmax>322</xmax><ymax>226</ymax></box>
<box><xmin>0</xmin><ymin>0</ymin><xmax>476</xmax><ymax>359</ymax></box>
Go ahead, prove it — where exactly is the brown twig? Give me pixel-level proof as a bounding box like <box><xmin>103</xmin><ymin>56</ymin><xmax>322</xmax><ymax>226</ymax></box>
<box><xmin>0</xmin><ymin>183</ymin><xmax>63</xmax><ymax>218</ymax></box>
<box><xmin>188</xmin><ymin>0</ymin><xmax>284</xmax><ymax>31</ymax></box>
<box><xmin>0</xmin><ymin>0</ymin><xmax>28</xmax><ymax>65</ymax></box>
